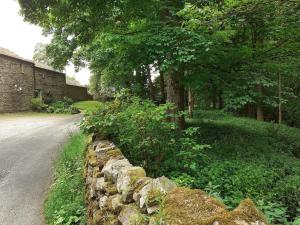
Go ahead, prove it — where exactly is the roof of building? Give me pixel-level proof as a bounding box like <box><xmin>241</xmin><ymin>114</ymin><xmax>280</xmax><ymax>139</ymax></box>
<box><xmin>0</xmin><ymin>47</ymin><xmax>64</xmax><ymax>74</ymax></box>
<box><xmin>0</xmin><ymin>47</ymin><xmax>33</xmax><ymax>63</ymax></box>
<box><xmin>34</xmin><ymin>63</ymin><xmax>64</xmax><ymax>74</ymax></box>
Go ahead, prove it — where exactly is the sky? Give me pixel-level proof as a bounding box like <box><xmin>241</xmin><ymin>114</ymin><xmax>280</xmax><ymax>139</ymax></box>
<box><xmin>0</xmin><ymin>0</ymin><xmax>91</xmax><ymax>85</ymax></box>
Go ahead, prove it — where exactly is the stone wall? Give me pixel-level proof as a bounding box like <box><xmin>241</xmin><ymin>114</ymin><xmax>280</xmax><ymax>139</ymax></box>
<box><xmin>64</xmin><ymin>84</ymin><xmax>92</xmax><ymax>102</ymax></box>
<box><xmin>0</xmin><ymin>55</ymin><xmax>34</xmax><ymax>112</ymax></box>
<box><xmin>34</xmin><ymin>67</ymin><xmax>66</xmax><ymax>101</ymax></box>
<box><xmin>85</xmin><ymin>136</ymin><xmax>269</xmax><ymax>225</ymax></box>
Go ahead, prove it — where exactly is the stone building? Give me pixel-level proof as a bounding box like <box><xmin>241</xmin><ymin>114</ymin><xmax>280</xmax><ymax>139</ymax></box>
<box><xmin>0</xmin><ymin>47</ymin><xmax>91</xmax><ymax>113</ymax></box>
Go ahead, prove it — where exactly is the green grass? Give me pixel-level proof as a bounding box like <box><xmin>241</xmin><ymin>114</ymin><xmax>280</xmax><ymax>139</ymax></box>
<box><xmin>73</xmin><ymin>101</ymin><xmax>102</xmax><ymax>113</ymax></box>
<box><xmin>44</xmin><ymin>132</ymin><xmax>87</xmax><ymax>225</ymax></box>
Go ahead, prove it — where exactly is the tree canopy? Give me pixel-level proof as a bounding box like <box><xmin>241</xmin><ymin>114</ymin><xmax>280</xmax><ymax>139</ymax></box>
<box><xmin>19</xmin><ymin>0</ymin><xmax>300</xmax><ymax>126</ymax></box>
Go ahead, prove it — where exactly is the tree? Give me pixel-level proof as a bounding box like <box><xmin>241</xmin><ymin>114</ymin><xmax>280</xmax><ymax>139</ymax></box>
<box><xmin>66</xmin><ymin>76</ymin><xmax>81</xmax><ymax>86</ymax></box>
<box><xmin>19</xmin><ymin>0</ymin><xmax>300</xmax><ymax>125</ymax></box>
<box><xmin>32</xmin><ymin>43</ymin><xmax>53</xmax><ymax>67</ymax></box>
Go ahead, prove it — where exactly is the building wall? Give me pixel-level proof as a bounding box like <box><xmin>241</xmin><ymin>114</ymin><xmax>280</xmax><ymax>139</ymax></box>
<box><xmin>34</xmin><ymin>67</ymin><xmax>66</xmax><ymax>101</ymax></box>
<box><xmin>0</xmin><ymin>55</ymin><xmax>34</xmax><ymax>112</ymax></box>
<box><xmin>64</xmin><ymin>84</ymin><xmax>92</xmax><ymax>102</ymax></box>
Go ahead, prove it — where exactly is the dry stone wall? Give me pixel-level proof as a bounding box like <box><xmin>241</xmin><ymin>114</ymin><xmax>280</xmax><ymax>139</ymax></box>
<box><xmin>85</xmin><ymin>136</ymin><xmax>269</xmax><ymax>225</ymax></box>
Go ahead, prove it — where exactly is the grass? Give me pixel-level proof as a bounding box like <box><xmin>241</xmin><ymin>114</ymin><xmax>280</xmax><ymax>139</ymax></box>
<box><xmin>44</xmin><ymin>132</ymin><xmax>87</xmax><ymax>225</ymax></box>
<box><xmin>73</xmin><ymin>101</ymin><xmax>102</xmax><ymax>113</ymax></box>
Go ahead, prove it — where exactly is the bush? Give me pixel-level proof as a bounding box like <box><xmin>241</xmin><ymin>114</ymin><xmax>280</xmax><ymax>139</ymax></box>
<box><xmin>80</xmin><ymin>93</ymin><xmax>209</xmax><ymax>176</ymax></box>
<box><xmin>273</xmin><ymin>175</ymin><xmax>300</xmax><ymax>219</ymax></box>
<box><xmin>284</xmin><ymin>98</ymin><xmax>300</xmax><ymax>128</ymax></box>
<box><xmin>31</xmin><ymin>97</ymin><xmax>47</xmax><ymax>111</ymax></box>
<box><xmin>47</xmin><ymin>99</ymin><xmax>80</xmax><ymax>114</ymax></box>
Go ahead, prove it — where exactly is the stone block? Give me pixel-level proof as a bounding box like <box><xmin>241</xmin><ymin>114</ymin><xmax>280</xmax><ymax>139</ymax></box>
<box><xmin>101</xmin><ymin>158</ymin><xmax>132</xmax><ymax>182</ymax></box>
<box><xmin>116</xmin><ymin>166</ymin><xmax>147</xmax><ymax>203</ymax></box>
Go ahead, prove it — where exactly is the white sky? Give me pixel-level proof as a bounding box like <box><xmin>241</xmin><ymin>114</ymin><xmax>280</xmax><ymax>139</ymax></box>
<box><xmin>0</xmin><ymin>0</ymin><xmax>91</xmax><ymax>85</ymax></box>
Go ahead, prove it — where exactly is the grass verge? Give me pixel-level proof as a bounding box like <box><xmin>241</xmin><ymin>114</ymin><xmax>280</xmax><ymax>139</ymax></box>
<box><xmin>44</xmin><ymin>132</ymin><xmax>87</xmax><ymax>225</ymax></box>
<box><xmin>73</xmin><ymin>101</ymin><xmax>102</xmax><ymax>113</ymax></box>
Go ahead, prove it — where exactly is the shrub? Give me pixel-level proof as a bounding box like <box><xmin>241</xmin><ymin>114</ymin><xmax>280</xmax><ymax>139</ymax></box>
<box><xmin>47</xmin><ymin>99</ymin><xmax>80</xmax><ymax>114</ymax></box>
<box><xmin>63</xmin><ymin>96</ymin><xmax>74</xmax><ymax>105</ymax></box>
<box><xmin>80</xmin><ymin>93</ymin><xmax>209</xmax><ymax>176</ymax></box>
<box><xmin>284</xmin><ymin>98</ymin><xmax>300</xmax><ymax>128</ymax></box>
<box><xmin>273</xmin><ymin>175</ymin><xmax>300</xmax><ymax>219</ymax></box>
<box><xmin>31</xmin><ymin>97</ymin><xmax>47</xmax><ymax>111</ymax></box>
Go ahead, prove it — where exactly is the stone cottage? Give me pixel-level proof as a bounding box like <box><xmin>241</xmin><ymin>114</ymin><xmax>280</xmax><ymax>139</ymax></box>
<box><xmin>0</xmin><ymin>47</ymin><xmax>92</xmax><ymax>112</ymax></box>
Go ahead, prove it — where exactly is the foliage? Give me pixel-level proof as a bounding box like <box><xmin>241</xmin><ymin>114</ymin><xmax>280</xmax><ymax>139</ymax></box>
<box><xmin>31</xmin><ymin>97</ymin><xmax>48</xmax><ymax>112</ymax></box>
<box><xmin>80</xmin><ymin>93</ymin><xmax>209</xmax><ymax>176</ymax></box>
<box><xmin>44</xmin><ymin>132</ymin><xmax>87</xmax><ymax>225</ymax></box>
<box><xmin>47</xmin><ymin>97</ymin><xmax>79</xmax><ymax>114</ymax></box>
<box><xmin>66</xmin><ymin>76</ymin><xmax>81</xmax><ymax>86</ymax></box>
<box><xmin>33</xmin><ymin>42</ymin><xmax>54</xmax><ymax>67</ymax></box>
<box><xmin>72</xmin><ymin>101</ymin><xmax>102</xmax><ymax>113</ymax></box>
<box><xmin>187</xmin><ymin>110</ymin><xmax>300</xmax><ymax>224</ymax></box>
<box><xmin>19</xmin><ymin>0</ymin><xmax>300</xmax><ymax>125</ymax></box>
<box><xmin>284</xmin><ymin>98</ymin><xmax>300</xmax><ymax>128</ymax></box>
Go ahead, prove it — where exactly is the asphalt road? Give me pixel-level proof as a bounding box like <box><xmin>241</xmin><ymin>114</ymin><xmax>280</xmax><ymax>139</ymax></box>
<box><xmin>0</xmin><ymin>114</ymin><xmax>81</xmax><ymax>225</ymax></box>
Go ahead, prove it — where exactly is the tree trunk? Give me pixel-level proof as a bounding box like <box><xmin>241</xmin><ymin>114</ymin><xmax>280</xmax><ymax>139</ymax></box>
<box><xmin>146</xmin><ymin>65</ymin><xmax>155</xmax><ymax>102</ymax></box>
<box><xmin>166</xmin><ymin>69</ymin><xmax>185</xmax><ymax>129</ymax></box>
<box><xmin>256</xmin><ymin>84</ymin><xmax>264</xmax><ymax>121</ymax></box>
<box><xmin>257</xmin><ymin>105</ymin><xmax>264</xmax><ymax>121</ymax></box>
<box><xmin>188</xmin><ymin>88</ymin><xmax>194</xmax><ymax>119</ymax></box>
<box><xmin>159</xmin><ymin>72</ymin><xmax>166</xmax><ymax>104</ymax></box>
<box><xmin>211</xmin><ymin>82</ymin><xmax>217</xmax><ymax>109</ymax></box>
<box><xmin>218</xmin><ymin>90</ymin><xmax>224</xmax><ymax>109</ymax></box>
<box><xmin>278</xmin><ymin>73</ymin><xmax>282</xmax><ymax>124</ymax></box>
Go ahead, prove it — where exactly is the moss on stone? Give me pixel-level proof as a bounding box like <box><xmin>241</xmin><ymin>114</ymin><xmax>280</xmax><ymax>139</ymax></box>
<box><xmin>106</xmin><ymin>148</ymin><xmax>124</xmax><ymax>159</ymax></box>
<box><xmin>161</xmin><ymin>187</ymin><xmax>268</xmax><ymax>225</ymax></box>
<box><xmin>104</xmin><ymin>183</ymin><xmax>118</xmax><ymax>195</ymax></box>
<box><xmin>163</xmin><ymin>187</ymin><xmax>226</xmax><ymax>225</ymax></box>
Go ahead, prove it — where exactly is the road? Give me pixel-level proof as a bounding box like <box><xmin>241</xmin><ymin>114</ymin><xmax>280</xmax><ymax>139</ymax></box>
<box><xmin>0</xmin><ymin>114</ymin><xmax>81</xmax><ymax>225</ymax></box>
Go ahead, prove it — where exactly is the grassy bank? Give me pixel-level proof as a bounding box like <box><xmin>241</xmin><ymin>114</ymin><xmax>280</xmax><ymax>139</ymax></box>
<box><xmin>73</xmin><ymin>101</ymin><xmax>102</xmax><ymax>113</ymax></box>
<box><xmin>44</xmin><ymin>132</ymin><xmax>87</xmax><ymax>225</ymax></box>
<box><xmin>186</xmin><ymin>110</ymin><xmax>300</xmax><ymax>224</ymax></box>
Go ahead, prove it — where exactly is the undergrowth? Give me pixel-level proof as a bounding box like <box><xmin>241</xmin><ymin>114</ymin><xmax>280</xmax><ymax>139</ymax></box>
<box><xmin>80</xmin><ymin>94</ymin><xmax>300</xmax><ymax>224</ymax></box>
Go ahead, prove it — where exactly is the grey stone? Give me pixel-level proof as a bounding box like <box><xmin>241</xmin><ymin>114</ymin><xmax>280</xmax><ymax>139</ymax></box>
<box><xmin>101</xmin><ymin>158</ymin><xmax>132</xmax><ymax>182</ymax></box>
<box><xmin>118</xmin><ymin>205</ymin><xmax>147</xmax><ymax>225</ymax></box>
<box><xmin>134</xmin><ymin>176</ymin><xmax>176</xmax><ymax>213</ymax></box>
<box><xmin>111</xmin><ymin>194</ymin><xmax>124</xmax><ymax>213</ymax></box>
<box><xmin>116</xmin><ymin>166</ymin><xmax>146</xmax><ymax>202</ymax></box>
<box><xmin>99</xmin><ymin>196</ymin><xmax>108</xmax><ymax>209</ymax></box>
